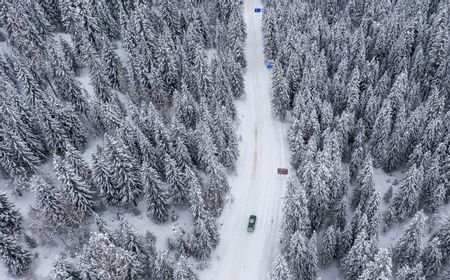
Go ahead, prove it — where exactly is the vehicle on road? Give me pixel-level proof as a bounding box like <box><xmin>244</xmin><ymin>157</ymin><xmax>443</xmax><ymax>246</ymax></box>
<box><xmin>247</xmin><ymin>215</ymin><xmax>257</xmax><ymax>232</ymax></box>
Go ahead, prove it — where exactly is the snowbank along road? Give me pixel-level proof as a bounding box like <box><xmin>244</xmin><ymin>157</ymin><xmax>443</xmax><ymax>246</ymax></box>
<box><xmin>200</xmin><ymin>0</ymin><xmax>290</xmax><ymax>279</ymax></box>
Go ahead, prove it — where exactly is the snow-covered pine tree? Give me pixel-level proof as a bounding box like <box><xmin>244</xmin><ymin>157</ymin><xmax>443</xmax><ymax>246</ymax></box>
<box><xmin>88</xmin><ymin>54</ymin><xmax>113</xmax><ymax>103</ymax></box>
<box><xmin>392</xmin><ymin>211</ymin><xmax>426</xmax><ymax>267</ymax></box>
<box><xmin>173</xmin><ymin>81</ymin><xmax>199</xmax><ymax>128</ymax></box>
<box><xmin>47</xmin><ymin>256</ymin><xmax>81</xmax><ymax>280</ymax></box>
<box><xmin>0</xmin><ymin>116</ymin><xmax>42</xmax><ymax>178</ymax></box>
<box><xmin>48</xmin><ymin>45</ymin><xmax>88</xmax><ymax>113</ymax></box>
<box><xmin>308</xmin><ymin>171</ymin><xmax>330</xmax><ymax>230</ymax></box>
<box><xmin>79</xmin><ymin>232</ymin><xmax>144</xmax><ymax>280</ymax></box>
<box><xmin>0</xmin><ymin>193</ymin><xmax>23</xmax><ymax>235</ymax></box>
<box><xmin>352</xmin><ymin>155</ymin><xmax>375</xmax><ymax>209</ymax></box>
<box><xmin>271</xmin><ymin>254</ymin><xmax>293</xmax><ymax>280</ymax></box>
<box><xmin>287</xmin><ymin>230</ymin><xmax>307</xmax><ymax>279</ymax></box>
<box><xmin>101</xmin><ymin>135</ymin><xmax>142</xmax><ymax>207</ymax></box>
<box><xmin>153</xmin><ymin>251</ymin><xmax>175</xmax><ymax>280</ymax></box>
<box><xmin>281</xmin><ymin>180</ymin><xmax>311</xmax><ymax>250</ymax></box>
<box><xmin>31</xmin><ymin>175</ymin><xmax>65</xmax><ymax>230</ymax></box>
<box><xmin>53</xmin><ymin>154</ymin><xmax>94</xmax><ymax>223</ymax></box>
<box><xmin>63</xmin><ymin>141</ymin><xmax>91</xmax><ymax>182</ymax></box>
<box><xmin>204</xmin><ymin>164</ymin><xmax>229</xmax><ymax>217</ymax></box>
<box><xmin>396</xmin><ymin>263</ymin><xmax>425</xmax><ymax>280</ymax></box>
<box><xmin>386</xmin><ymin>164</ymin><xmax>424</xmax><ymax>223</ymax></box>
<box><xmin>321</xmin><ymin>225</ymin><xmax>338</xmax><ymax>265</ymax></box>
<box><xmin>59</xmin><ymin>37</ymin><xmax>81</xmax><ymax>76</ymax></box>
<box><xmin>262</xmin><ymin>2</ymin><xmax>278</xmax><ymax>61</ymax></box>
<box><xmin>341</xmin><ymin>230</ymin><xmax>376</xmax><ymax>280</ymax></box>
<box><xmin>384</xmin><ymin>105</ymin><xmax>408</xmax><ymax>171</ymax></box>
<box><xmin>90</xmin><ymin>98</ymin><xmax>124</xmax><ymax>133</ymax></box>
<box><xmin>421</xmin><ymin>155</ymin><xmax>445</xmax><ymax>213</ymax></box>
<box><xmin>357</xmin><ymin>248</ymin><xmax>392</xmax><ymax>280</ymax></box>
<box><xmin>303</xmin><ymin>232</ymin><xmax>319</xmax><ymax>280</ymax></box>
<box><xmin>420</xmin><ymin>236</ymin><xmax>444</xmax><ymax>279</ymax></box>
<box><xmin>101</xmin><ymin>38</ymin><xmax>127</xmax><ymax>92</ymax></box>
<box><xmin>190</xmin><ymin>209</ymin><xmax>219</xmax><ymax>259</ymax></box>
<box><xmin>173</xmin><ymin>255</ymin><xmax>198</xmax><ymax>280</ymax></box>
<box><xmin>115</xmin><ymin>218</ymin><xmax>149</xmax><ymax>270</ymax></box>
<box><xmin>370</xmin><ymin>99</ymin><xmax>392</xmax><ymax>162</ymax></box>
<box><xmin>0</xmin><ymin>233</ymin><xmax>32</xmax><ymax>276</ymax></box>
<box><xmin>333</xmin><ymin>196</ymin><xmax>348</xmax><ymax>230</ymax></box>
<box><xmin>142</xmin><ymin>163</ymin><xmax>170</xmax><ymax>223</ymax></box>
<box><xmin>163</xmin><ymin>152</ymin><xmax>186</xmax><ymax>206</ymax></box>
<box><xmin>271</xmin><ymin>60</ymin><xmax>290</xmax><ymax>121</ymax></box>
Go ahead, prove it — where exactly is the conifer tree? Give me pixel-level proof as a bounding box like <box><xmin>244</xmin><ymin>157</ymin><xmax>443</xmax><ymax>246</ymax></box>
<box><xmin>164</xmin><ymin>152</ymin><xmax>186</xmax><ymax>206</ymax></box>
<box><xmin>287</xmin><ymin>231</ymin><xmax>307</xmax><ymax>279</ymax></box>
<box><xmin>173</xmin><ymin>255</ymin><xmax>198</xmax><ymax>280</ymax></box>
<box><xmin>0</xmin><ymin>233</ymin><xmax>31</xmax><ymax>276</ymax></box>
<box><xmin>63</xmin><ymin>142</ymin><xmax>91</xmax><ymax>182</ymax></box>
<box><xmin>101</xmin><ymin>38</ymin><xmax>126</xmax><ymax>92</ymax></box>
<box><xmin>387</xmin><ymin>164</ymin><xmax>424</xmax><ymax>222</ymax></box>
<box><xmin>53</xmin><ymin>154</ymin><xmax>94</xmax><ymax>223</ymax></box>
<box><xmin>321</xmin><ymin>225</ymin><xmax>338</xmax><ymax>265</ymax></box>
<box><xmin>48</xmin><ymin>256</ymin><xmax>81</xmax><ymax>280</ymax></box>
<box><xmin>79</xmin><ymin>232</ymin><xmax>143</xmax><ymax>280</ymax></box>
<box><xmin>48</xmin><ymin>45</ymin><xmax>88</xmax><ymax>112</ymax></box>
<box><xmin>115</xmin><ymin>219</ymin><xmax>149</xmax><ymax>270</ymax></box>
<box><xmin>396</xmin><ymin>263</ymin><xmax>425</xmax><ymax>280</ymax></box>
<box><xmin>282</xmin><ymin>180</ymin><xmax>310</xmax><ymax>249</ymax></box>
<box><xmin>341</xmin><ymin>230</ymin><xmax>376</xmax><ymax>280</ymax></box>
<box><xmin>31</xmin><ymin>176</ymin><xmax>65</xmax><ymax>229</ymax></box>
<box><xmin>271</xmin><ymin>254</ymin><xmax>293</xmax><ymax>280</ymax></box>
<box><xmin>357</xmin><ymin>249</ymin><xmax>392</xmax><ymax>280</ymax></box>
<box><xmin>0</xmin><ymin>193</ymin><xmax>23</xmax><ymax>235</ymax></box>
<box><xmin>154</xmin><ymin>251</ymin><xmax>174</xmax><ymax>280</ymax></box>
<box><xmin>101</xmin><ymin>135</ymin><xmax>142</xmax><ymax>207</ymax></box>
<box><xmin>142</xmin><ymin>164</ymin><xmax>170</xmax><ymax>223</ymax></box>
<box><xmin>393</xmin><ymin>211</ymin><xmax>426</xmax><ymax>267</ymax></box>
<box><xmin>190</xmin><ymin>210</ymin><xmax>219</xmax><ymax>259</ymax></box>
<box><xmin>352</xmin><ymin>156</ymin><xmax>375</xmax><ymax>209</ymax></box>
<box><xmin>271</xmin><ymin>61</ymin><xmax>290</xmax><ymax>120</ymax></box>
<box><xmin>420</xmin><ymin>237</ymin><xmax>443</xmax><ymax>279</ymax></box>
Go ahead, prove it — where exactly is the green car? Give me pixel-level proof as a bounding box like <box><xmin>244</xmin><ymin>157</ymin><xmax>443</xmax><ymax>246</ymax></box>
<box><xmin>247</xmin><ymin>215</ymin><xmax>257</xmax><ymax>232</ymax></box>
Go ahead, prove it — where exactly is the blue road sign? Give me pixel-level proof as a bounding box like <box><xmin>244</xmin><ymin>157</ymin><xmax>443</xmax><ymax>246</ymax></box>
<box><xmin>254</xmin><ymin>8</ymin><xmax>262</xmax><ymax>13</ymax></box>
<box><xmin>266</xmin><ymin>60</ymin><xmax>273</xmax><ymax>70</ymax></box>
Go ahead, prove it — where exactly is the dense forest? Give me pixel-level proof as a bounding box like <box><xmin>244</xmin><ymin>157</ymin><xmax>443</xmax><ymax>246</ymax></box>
<box><xmin>0</xmin><ymin>0</ymin><xmax>246</xmax><ymax>278</ymax></box>
<box><xmin>264</xmin><ymin>0</ymin><xmax>450</xmax><ymax>279</ymax></box>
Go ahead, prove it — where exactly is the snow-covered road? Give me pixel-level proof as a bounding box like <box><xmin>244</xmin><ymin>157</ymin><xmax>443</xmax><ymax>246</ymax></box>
<box><xmin>200</xmin><ymin>0</ymin><xmax>290</xmax><ymax>279</ymax></box>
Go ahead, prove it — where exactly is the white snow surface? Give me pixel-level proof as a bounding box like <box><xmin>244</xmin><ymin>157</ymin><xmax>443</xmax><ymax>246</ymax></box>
<box><xmin>199</xmin><ymin>1</ymin><xmax>290</xmax><ymax>279</ymax></box>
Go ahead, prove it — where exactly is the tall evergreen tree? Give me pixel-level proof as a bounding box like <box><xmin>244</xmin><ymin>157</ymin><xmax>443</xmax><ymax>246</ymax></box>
<box><xmin>271</xmin><ymin>60</ymin><xmax>290</xmax><ymax>120</ymax></box>
<box><xmin>173</xmin><ymin>255</ymin><xmax>198</xmax><ymax>280</ymax></box>
<box><xmin>341</xmin><ymin>230</ymin><xmax>376</xmax><ymax>280</ymax></box>
<box><xmin>142</xmin><ymin>163</ymin><xmax>170</xmax><ymax>223</ymax></box>
<box><xmin>0</xmin><ymin>233</ymin><xmax>32</xmax><ymax>276</ymax></box>
<box><xmin>420</xmin><ymin>237</ymin><xmax>444</xmax><ymax>279</ymax></box>
<box><xmin>31</xmin><ymin>175</ymin><xmax>65</xmax><ymax>230</ymax></box>
<box><xmin>53</xmin><ymin>154</ymin><xmax>94</xmax><ymax>223</ymax></box>
<box><xmin>387</xmin><ymin>164</ymin><xmax>424</xmax><ymax>222</ymax></box>
<box><xmin>393</xmin><ymin>211</ymin><xmax>426</xmax><ymax>267</ymax></box>
<box><xmin>357</xmin><ymin>248</ymin><xmax>392</xmax><ymax>280</ymax></box>
<box><xmin>396</xmin><ymin>263</ymin><xmax>425</xmax><ymax>280</ymax></box>
<box><xmin>0</xmin><ymin>193</ymin><xmax>23</xmax><ymax>235</ymax></box>
<box><xmin>271</xmin><ymin>254</ymin><xmax>293</xmax><ymax>280</ymax></box>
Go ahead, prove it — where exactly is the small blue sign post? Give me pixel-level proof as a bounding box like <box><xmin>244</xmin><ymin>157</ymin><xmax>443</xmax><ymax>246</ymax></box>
<box><xmin>266</xmin><ymin>60</ymin><xmax>273</xmax><ymax>70</ymax></box>
<box><xmin>254</xmin><ymin>8</ymin><xmax>262</xmax><ymax>13</ymax></box>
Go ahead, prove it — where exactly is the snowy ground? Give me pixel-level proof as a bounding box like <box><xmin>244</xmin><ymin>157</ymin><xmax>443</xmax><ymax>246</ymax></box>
<box><xmin>199</xmin><ymin>0</ymin><xmax>291</xmax><ymax>279</ymax></box>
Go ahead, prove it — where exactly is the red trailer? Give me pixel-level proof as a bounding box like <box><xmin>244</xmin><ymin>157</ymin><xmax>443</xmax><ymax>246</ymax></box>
<box><xmin>277</xmin><ymin>168</ymin><xmax>288</xmax><ymax>175</ymax></box>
